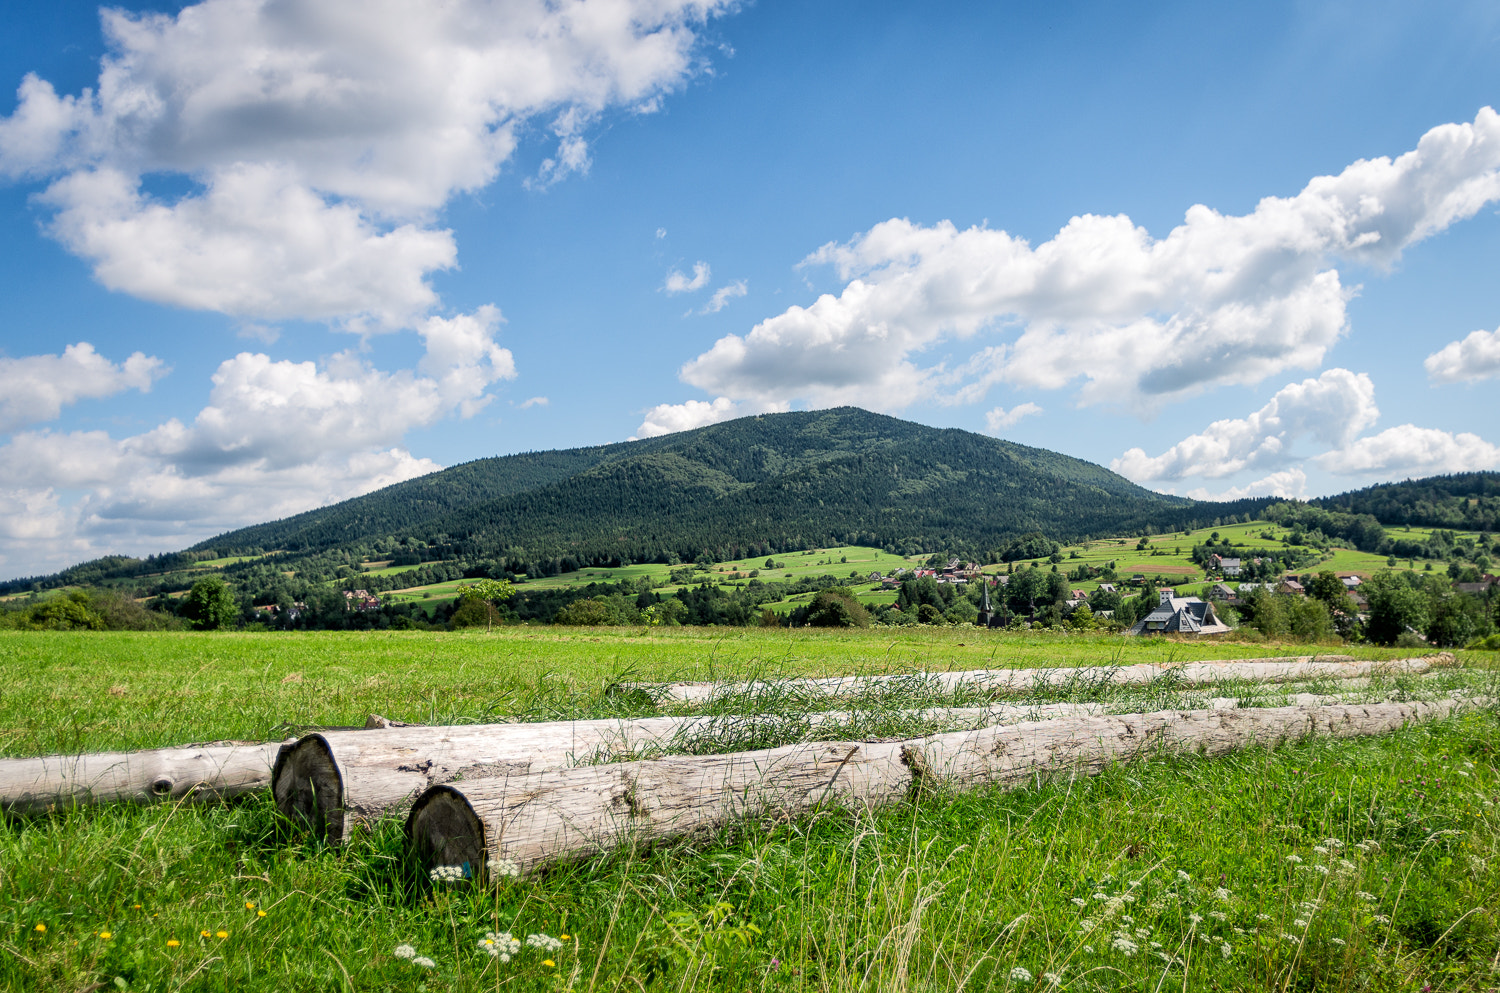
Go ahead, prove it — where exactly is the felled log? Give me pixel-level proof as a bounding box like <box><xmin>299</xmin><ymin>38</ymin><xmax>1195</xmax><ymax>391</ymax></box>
<box><xmin>609</xmin><ymin>654</ymin><xmax>1449</xmax><ymax>706</ymax></box>
<box><xmin>0</xmin><ymin>740</ymin><xmax>286</xmax><ymax>813</ymax></box>
<box><xmin>277</xmin><ymin>707</ymin><xmax>1028</xmax><ymax>842</ymax></box>
<box><xmin>276</xmin><ymin>671</ymin><xmax>1459</xmax><ymax>842</ymax></box>
<box><xmin>406</xmin><ymin>696</ymin><xmax>1478</xmax><ymax>877</ymax></box>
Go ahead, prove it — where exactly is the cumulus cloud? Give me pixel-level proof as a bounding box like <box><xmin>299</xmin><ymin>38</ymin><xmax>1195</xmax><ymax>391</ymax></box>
<box><xmin>672</xmin><ymin>108</ymin><xmax>1500</xmax><ymax>413</ymax></box>
<box><xmin>0</xmin><ymin>307</ymin><xmax>515</xmax><ymax>578</ymax></box>
<box><xmin>984</xmin><ymin>402</ymin><xmax>1042</xmax><ymax>433</ymax></box>
<box><xmin>1112</xmin><ymin>369</ymin><xmax>1378</xmax><ymax>482</ymax></box>
<box><xmin>517</xmin><ymin>395</ymin><xmax>549</xmax><ymax>409</ymax></box>
<box><xmin>0</xmin><ymin>0</ymin><xmax>733</xmax><ymax>327</ymax></box>
<box><xmin>664</xmin><ymin>261</ymin><xmax>711</xmax><ymax>294</ymax></box>
<box><xmin>700</xmin><ymin>279</ymin><xmax>748</xmax><ymax>314</ymax></box>
<box><xmin>0</xmin><ymin>341</ymin><xmax>167</xmax><ymax>432</ymax></box>
<box><xmin>634</xmin><ymin>396</ymin><xmax>760</xmax><ymax>438</ymax></box>
<box><xmin>1316</xmin><ymin>424</ymin><xmax>1500</xmax><ymax>476</ymax></box>
<box><xmin>1185</xmin><ymin>468</ymin><xmax>1309</xmax><ymax>502</ymax></box>
<box><xmin>1424</xmin><ymin>325</ymin><xmax>1500</xmax><ymax>383</ymax></box>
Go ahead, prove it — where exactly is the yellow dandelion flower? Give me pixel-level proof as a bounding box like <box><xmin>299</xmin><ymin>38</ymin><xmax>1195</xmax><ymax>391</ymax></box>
<box><xmin>133</xmin><ymin>904</ymin><xmax>143</xmax><ymax>910</ymax></box>
<box><xmin>167</xmin><ymin>939</ymin><xmax>180</xmax><ymax>948</ymax></box>
<box><xmin>99</xmin><ymin>931</ymin><xmax>112</xmax><ymax>940</ymax></box>
<box><xmin>34</xmin><ymin>924</ymin><xmax>46</xmax><ymax>933</ymax></box>
<box><xmin>216</xmin><ymin>930</ymin><xmax>229</xmax><ymax>939</ymax></box>
<box><xmin>543</xmin><ymin>959</ymin><xmax>556</xmax><ymax>968</ymax></box>
<box><xmin>560</xmin><ymin>934</ymin><xmax>570</xmax><ymax>940</ymax></box>
<box><xmin>256</xmin><ymin>910</ymin><xmax>266</xmax><ymax>918</ymax></box>
<box><xmin>245</xmin><ymin>902</ymin><xmax>256</xmax><ymax>909</ymax></box>
<box><xmin>200</xmin><ymin>930</ymin><xmax>211</xmax><ymax>938</ymax></box>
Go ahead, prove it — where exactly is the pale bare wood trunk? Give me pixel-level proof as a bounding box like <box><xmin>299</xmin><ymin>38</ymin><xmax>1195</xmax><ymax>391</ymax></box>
<box><xmin>610</xmin><ymin>654</ymin><xmax>1449</xmax><ymax>705</ymax></box>
<box><xmin>0</xmin><ymin>741</ymin><xmax>286</xmax><ymax>813</ymax></box>
<box><xmin>277</xmin><ymin>671</ymin><xmax>1460</xmax><ymax>842</ymax></box>
<box><xmin>406</xmin><ymin>697</ymin><xmax>1478</xmax><ymax>877</ymax></box>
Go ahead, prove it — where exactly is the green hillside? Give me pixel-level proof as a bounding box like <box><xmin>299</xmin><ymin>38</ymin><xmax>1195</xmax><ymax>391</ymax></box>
<box><xmin>1310</xmin><ymin>472</ymin><xmax>1500</xmax><ymax>531</ymax></box>
<box><xmin>199</xmin><ymin>407</ymin><xmax>1192</xmax><ymax>568</ymax></box>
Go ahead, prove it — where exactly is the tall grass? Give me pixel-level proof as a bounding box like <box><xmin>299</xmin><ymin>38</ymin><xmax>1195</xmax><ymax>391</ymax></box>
<box><xmin>4</xmin><ymin>713</ymin><xmax>1497</xmax><ymax>991</ymax></box>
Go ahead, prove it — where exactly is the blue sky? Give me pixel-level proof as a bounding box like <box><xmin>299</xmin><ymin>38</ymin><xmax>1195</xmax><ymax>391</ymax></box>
<box><xmin>2</xmin><ymin>0</ymin><xmax>1499</xmax><ymax>580</ymax></box>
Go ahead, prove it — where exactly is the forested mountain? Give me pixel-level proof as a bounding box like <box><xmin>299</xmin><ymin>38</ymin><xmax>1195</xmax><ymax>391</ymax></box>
<box><xmin>10</xmin><ymin>409</ymin><xmax>1496</xmax><ymax>600</ymax></box>
<box><xmin>1310</xmin><ymin>473</ymin><xmax>1500</xmax><ymax>531</ymax></box>
<box><xmin>196</xmin><ymin>407</ymin><xmax>1194</xmax><ymax>568</ymax></box>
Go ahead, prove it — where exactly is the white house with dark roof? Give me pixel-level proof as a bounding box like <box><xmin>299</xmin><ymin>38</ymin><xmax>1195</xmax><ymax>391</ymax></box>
<box><xmin>1128</xmin><ymin>596</ymin><xmax>1232</xmax><ymax>636</ymax></box>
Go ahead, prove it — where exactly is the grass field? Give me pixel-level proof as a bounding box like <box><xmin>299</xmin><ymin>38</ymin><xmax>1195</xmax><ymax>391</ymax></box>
<box><xmin>3</xmin><ymin>631</ymin><xmax>1496</xmax><ymax>992</ymax></box>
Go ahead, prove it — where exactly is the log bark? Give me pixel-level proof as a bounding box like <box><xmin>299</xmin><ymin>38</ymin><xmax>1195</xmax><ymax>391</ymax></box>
<box><xmin>609</xmin><ymin>654</ymin><xmax>1449</xmax><ymax>706</ymax></box>
<box><xmin>0</xmin><ymin>740</ymin><xmax>286</xmax><ymax>813</ymax></box>
<box><xmin>406</xmin><ymin>696</ymin><xmax>1480</xmax><ymax>877</ymax></box>
<box><xmin>277</xmin><ymin>670</ymin><xmax>1460</xmax><ymax>842</ymax></box>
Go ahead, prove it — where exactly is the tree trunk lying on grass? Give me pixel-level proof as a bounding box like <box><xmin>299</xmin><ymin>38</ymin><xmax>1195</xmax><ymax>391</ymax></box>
<box><xmin>406</xmin><ymin>696</ymin><xmax>1482</xmax><ymax>877</ymax></box>
<box><xmin>276</xmin><ymin>670</ymin><xmax>1467</xmax><ymax>842</ymax></box>
<box><xmin>609</xmin><ymin>654</ymin><xmax>1450</xmax><ymax>706</ymax></box>
<box><xmin>0</xmin><ymin>740</ymin><xmax>287</xmax><ymax>814</ymax></box>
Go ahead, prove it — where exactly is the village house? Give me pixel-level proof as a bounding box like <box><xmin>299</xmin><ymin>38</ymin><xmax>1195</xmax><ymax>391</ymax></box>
<box><xmin>1208</xmin><ymin>553</ymin><xmax>1243</xmax><ymax>577</ymax></box>
<box><xmin>344</xmin><ymin>589</ymin><xmax>381</xmax><ymax>611</ymax></box>
<box><xmin>1205</xmin><ymin>582</ymin><xmax>1237</xmax><ymax>601</ymax></box>
<box><xmin>1128</xmin><ymin>596</ymin><xmax>1232</xmax><ymax>636</ymax></box>
<box><xmin>1277</xmin><ymin>579</ymin><xmax>1305</xmax><ymax>595</ymax></box>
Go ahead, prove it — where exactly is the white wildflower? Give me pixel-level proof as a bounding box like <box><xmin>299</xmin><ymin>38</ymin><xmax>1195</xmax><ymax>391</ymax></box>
<box><xmin>1129</xmin><ymin>879</ymin><xmax>1143</xmax><ymax>888</ymax></box>
<box><xmin>1336</xmin><ymin>859</ymin><xmax>1356</xmax><ymax>874</ymax></box>
<box><xmin>1188</xmin><ymin>914</ymin><xmax>1203</xmax><ymax>926</ymax></box>
<box><xmin>413</xmin><ymin>956</ymin><xmax>436</xmax><ymax>969</ymax></box>
<box><xmin>1042</xmin><ymin>972</ymin><xmax>1062</xmax><ymax>986</ymax></box>
<box><xmin>1256</xmin><ymin>913</ymin><xmax>1272</xmax><ymax>922</ymax></box>
<box><xmin>1285</xmin><ymin>854</ymin><xmax>1303</xmax><ymax>864</ymax></box>
<box><xmin>1092</xmin><ymin>893</ymin><xmax>1109</xmax><ymax>901</ymax></box>
<box><xmin>1009</xmin><ymin>966</ymin><xmax>1033</xmax><ymax>983</ymax></box>
<box><xmin>1082</xmin><ymin>945</ymin><xmax>1094</xmax><ymax>954</ymax></box>
<box><xmin>1212</xmin><ymin>887</ymin><xmax>1232</xmax><ymax>901</ymax></box>
<box><xmin>1371</xmin><ymin>914</ymin><xmax>1391</xmax><ymax>925</ymax></box>
<box><xmin>1209</xmin><ymin>911</ymin><xmax>1228</xmax><ymax>922</ymax></box>
<box><xmin>1070</xmin><ymin>897</ymin><xmax>1087</xmax><ymax>907</ymax></box>
<box><xmin>1220</xmin><ymin>942</ymin><xmax>1232</xmax><ymax>958</ymax></box>
<box><xmin>525</xmin><ymin>934</ymin><xmax>559</xmax><ymax>953</ymax></box>
<box><xmin>1134</xmin><ymin>928</ymin><xmax>1150</xmax><ymax>940</ymax></box>
<box><xmin>394</xmin><ymin>945</ymin><xmax>417</xmax><ymax>960</ymax></box>
<box><xmin>1312</xmin><ymin>864</ymin><xmax>1330</xmax><ymax>875</ymax></box>
<box><xmin>1122</xmin><ymin>893</ymin><xmax>1137</xmax><ymax>904</ymax></box>
<box><xmin>1355</xmin><ymin>840</ymin><xmax>1380</xmax><ymax>853</ymax></box>
<box><xmin>1329</xmin><ymin>937</ymin><xmax>1346</xmax><ymax>947</ymax></box>
<box><xmin>1175</xmin><ymin>870</ymin><xmax>1191</xmax><ymax>883</ymax></box>
<box><xmin>1355</xmin><ymin>891</ymin><xmax>1376</xmax><ymax>902</ymax></box>
<box><xmin>1111</xmin><ymin>936</ymin><xmax>1139</xmax><ymax>956</ymax></box>
<box><xmin>486</xmin><ymin>857</ymin><xmax>521</xmax><ymax>878</ymax></box>
<box><xmin>1150</xmin><ymin>941</ymin><xmax>1163</xmax><ymax>949</ymax></box>
<box><xmin>1282</xmin><ymin>933</ymin><xmax>1300</xmax><ymax>944</ymax></box>
<box><xmin>429</xmin><ymin>865</ymin><xmax>466</xmax><ymax>884</ymax></box>
<box><xmin>1120</xmin><ymin>915</ymin><xmax>1134</xmax><ymax>925</ymax></box>
<box><xmin>1293</xmin><ymin>919</ymin><xmax>1308</xmax><ymax>929</ymax></box>
<box><xmin>1313</xmin><ymin>846</ymin><xmax>1329</xmax><ymax>856</ymax></box>
<box><xmin>1322</xmin><ymin>838</ymin><xmax>1343</xmax><ymax>850</ymax></box>
<box><xmin>1233</xmin><ymin>927</ymin><xmax>1246</xmax><ymax>935</ymax></box>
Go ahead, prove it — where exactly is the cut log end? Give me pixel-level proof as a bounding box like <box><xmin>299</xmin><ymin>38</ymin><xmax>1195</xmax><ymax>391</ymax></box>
<box><xmin>408</xmin><ymin>785</ymin><xmax>486</xmax><ymax>880</ymax></box>
<box><xmin>272</xmin><ymin>734</ymin><xmax>344</xmax><ymax>841</ymax></box>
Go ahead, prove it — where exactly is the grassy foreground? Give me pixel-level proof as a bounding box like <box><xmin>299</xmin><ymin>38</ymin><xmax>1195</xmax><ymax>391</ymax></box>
<box><xmin>0</xmin><ymin>628</ymin><xmax>1437</xmax><ymax>756</ymax></box>
<box><xmin>1</xmin><ymin>630</ymin><xmax>1497</xmax><ymax>992</ymax></box>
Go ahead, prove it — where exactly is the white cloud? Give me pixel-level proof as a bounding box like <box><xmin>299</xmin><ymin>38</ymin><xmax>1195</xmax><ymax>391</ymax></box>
<box><xmin>0</xmin><ymin>0</ymin><xmax>733</xmax><ymax>327</ymax></box>
<box><xmin>0</xmin><ymin>341</ymin><xmax>167</xmax><ymax>432</ymax></box>
<box><xmin>517</xmin><ymin>396</ymin><xmax>549</xmax><ymax>409</ymax></box>
<box><xmin>634</xmin><ymin>396</ymin><xmax>761</xmax><ymax>438</ymax></box>
<box><xmin>1315</xmin><ymin>425</ymin><xmax>1500</xmax><ymax>476</ymax></box>
<box><xmin>1112</xmin><ymin>369</ymin><xmax>1378</xmax><ymax>482</ymax></box>
<box><xmin>1185</xmin><ymin>468</ymin><xmax>1309</xmax><ymax>502</ymax></box>
<box><xmin>672</xmin><ymin>108</ymin><xmax>1500</xmax><ymax>413</ymax></box>
<box><xmin>41</xmin><ymin>165</ymin><xmax>457</xmax><ymax>331</ymax></box>
<box><xmin>699</xmin><ymin>279</ymin><xmax>747</xmax><ymax>313</ymax></box>
<box><xmin>984</xmin><ymin>402</ymin><xmax>1042</xmax><ymax>433</ymax></box>
<box><xmin>0</xmin><ymin>307</ymin><xmax>515</xmax><ymax>579</ymax></box>
<box><xmin>1424</xmin><ymin>325</ymin><xmax>1500</xmax><ymax>383</ymax></box>
<box><xmin>664</xmin><ymin>261</ymin><xmax>711</xmax><ymax>294</ymax></box>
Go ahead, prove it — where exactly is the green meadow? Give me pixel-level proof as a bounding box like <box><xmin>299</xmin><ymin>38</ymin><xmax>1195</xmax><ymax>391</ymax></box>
<box><xmin>1</xmin><ymin>628</ymin><xmax>1496</xmax><ymax>992</ymax></box>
